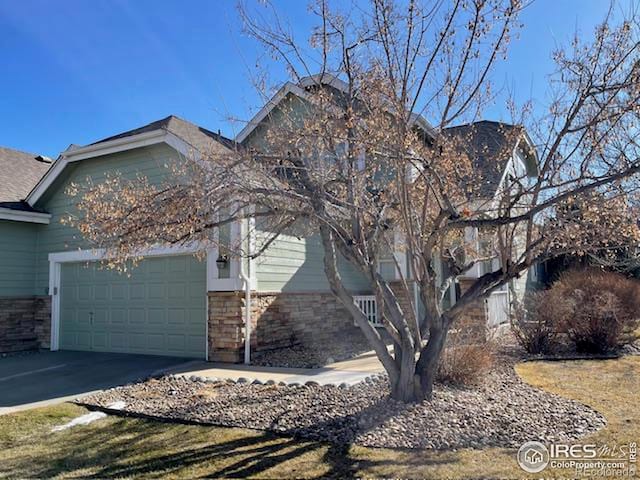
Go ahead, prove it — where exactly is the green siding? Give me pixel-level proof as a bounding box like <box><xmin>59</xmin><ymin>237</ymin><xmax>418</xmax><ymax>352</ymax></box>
<box><xmin>33</xmin><ymin>144</ymin><xmax>180</xmax><ymax>295</ymax></box>
<box><xmin>0</xmin><ymin>220</ymin><xmax>38</xmax><ymax>297</ymax></box>
<box><xmin>255</xmin><ymin>232</ymin><xmax>369</xmax><ymax>293</ymax></box>
<box><xmin>245</xmin><ymin>93</ymin><xmax>371</xmax><ymax>293</ymax></box>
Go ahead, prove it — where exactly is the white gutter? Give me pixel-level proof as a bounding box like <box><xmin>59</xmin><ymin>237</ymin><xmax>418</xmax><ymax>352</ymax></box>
<box><xmin>0</xmin><ymin>207</ymin><xmax>51</xmax><ymax>224</ymax></box>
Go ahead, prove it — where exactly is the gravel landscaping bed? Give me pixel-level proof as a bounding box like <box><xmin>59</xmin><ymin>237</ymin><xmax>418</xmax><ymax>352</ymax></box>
<box><xmin>80</xmin><ymin>354</ymin><xmax>605</xmax><ymax>450</ymax></box>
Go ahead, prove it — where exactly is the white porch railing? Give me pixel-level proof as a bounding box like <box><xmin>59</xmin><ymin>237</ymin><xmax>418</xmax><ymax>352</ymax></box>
<box><xmin>486</xmin><ymin>290</ymin><xmax>510</xmax><ymax>327</ymax></box>
<box><xmin>353</xmin><ymin>295</ymin><xmax>383</xmax><ymax>327</ymax></box>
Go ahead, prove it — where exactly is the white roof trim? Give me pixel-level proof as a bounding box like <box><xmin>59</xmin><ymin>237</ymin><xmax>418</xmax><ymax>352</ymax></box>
<box><xmin>235</xmin><ymin>82</ymin><xmax>314</xmax><ymax>144</ymax></box>
<box><xmin>236</xmin><ymin>74</ymin><xmax>436</xmax><ymax>144</ymax></box>
<box><xmin>298</xmin><ymin>73</ymin><xmax>349</xmax><ymax>92</ymax></box>
<box><xmin>0</xmin><ymin>207</ymin><xmax>51</xmax><ymax>224</ymax></box>
<box><xmin>48</xmin><ymin>242</ymin><xmax>202</xmax><ymax>263</ymax></box>
<box><xmin>26</xmin><ymin>129</ymin><xmax>197</xmax><ymax>207</ymax></box>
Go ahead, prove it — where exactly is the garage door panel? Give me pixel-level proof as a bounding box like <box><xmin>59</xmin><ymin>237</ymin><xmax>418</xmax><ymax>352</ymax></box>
<box><xmin>147</xmin><ymin>260</ymin><xmax>166</xmax><ymax>275</ymax></box>
<box><xmin>76</xmin><ymin>308</ymin><xmax>93</xmax><ymax>326</ymax></box>
<box><xmin>147</xmin><ymin>308</ymin><xmax>166</xmax><ymax>325</ymax></box>
<box><xmin>168</xmin><ymin>282</ymin><xmax>186</xmax><ymax>299</ymax></box>
<box><xmin>166</xmin><ymin>334</ymin><xmax>186</xmax><ymax>351</ymax></box>
<box><xmin>110</xmin><ymin>332</ymin><xmax>127</xmax><ymax>349</ymax></box>
<box><xmin>94</xmin><ymin>308</ymin><xmax>108</xmax><ymax>325</ymax></box>
<box><xmin>110</xmin><ymin>309</ymin><xmax>127</xmax><ymax>324</ymax></box>
<box><xmin>129</xmin><ymin>333</ymin><xmax>148</xmax><ymax>350</ymax></box>
<box><xmin>130</xmin><ymin>283</ymin><xmax>146</xmax><ymax>300</ymax></box>
<box><xmin>77</xmin><ymin>284</ymin><xmax>93</xmax><ymax>301</ymax></box>
<box><xmin>92</xmin><ymin>332</ymin><xmax>107</xmax><ymax>348</ymax></box>
<box><xmin>111</xmin><ymin>284</ymin><xmax>127</xmax><ymax>300</ymax></box>
<box><xmin>148</xmin><ymin>283</ymin><xmax>165</xmax><ymax>299</ymax></box>
<box><xmin>168</xmin><ymin>256</ymin><xmax>187</xmax><ymax>273</ymax></box>
<box><xmin>60</xmin><ymin>255</ymin><xmax>206</xmax><ymax>358</ymax></box>
<box><xmin>187</xmin><ymin>334</ymin><xmax>205</xmax><ymax>351</ymax></box>
<box><xmin>167</xmin><ymin>308</ymin><xmax>186</xmax><ymax>325</ymax></box>
<box><xmin>94</xmin><ymin>284</ymin><xmax>109</xmax><ymax>300</ymax></box>
<box><xmin>77</xmin><ymin>331</ymin><xmax>91</xmax><ymax>349</ymax></box>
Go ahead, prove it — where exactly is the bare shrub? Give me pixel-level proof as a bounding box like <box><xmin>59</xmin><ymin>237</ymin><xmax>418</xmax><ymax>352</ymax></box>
<box><xmin>437</xmin><ymin>318</ymin><xmax>494</xmax><ymax>386</ymax></box>
<box><xmin>554</xmin><ymin>269</ymin><xmax>640</xmax><ymax>354</ymax></box>
<box><xmin>436</xmin><ymin>343</ymin><xmax>495</xmax><ymax>387</ymax></box>
<box><xmin>510</xmin><ymin>290</ymin><xmax>569</xmax><ymax>354</ymax></box>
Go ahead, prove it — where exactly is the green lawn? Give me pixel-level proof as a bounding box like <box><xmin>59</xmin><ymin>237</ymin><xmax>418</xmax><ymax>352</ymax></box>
<box><xmin>1</xmin><ymin>356</ymin><xmax>638</xmax><ymax>479</ymax></box>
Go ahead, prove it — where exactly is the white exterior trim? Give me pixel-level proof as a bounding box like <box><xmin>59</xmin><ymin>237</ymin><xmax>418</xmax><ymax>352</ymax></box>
<box><xmin>235</xmin><ymin>82</ymin><xmax>314</xmax><ymax>144</ymax></box>
<box><xmin>0</xmin><ymin>207</ymin><xmax>51</xmax><ymax>224</ymax></box>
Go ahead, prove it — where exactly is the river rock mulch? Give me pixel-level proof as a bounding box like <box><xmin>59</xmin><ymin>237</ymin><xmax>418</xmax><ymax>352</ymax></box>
<box><xmin>80</xmin><ymin>354</ymin><xmax>605</xmax><ymax>450</ymax></box>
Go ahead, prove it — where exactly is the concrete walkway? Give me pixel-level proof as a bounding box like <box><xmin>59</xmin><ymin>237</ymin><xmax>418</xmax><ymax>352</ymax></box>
<box><xmin>166</xmin><ymin>350</ymin><xmax>385</xmax><ymax>386</ymax></box>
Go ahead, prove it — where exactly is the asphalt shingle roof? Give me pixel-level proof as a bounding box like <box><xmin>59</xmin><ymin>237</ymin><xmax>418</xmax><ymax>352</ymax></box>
<box><xmin>444</xmin><ymin>120</ymin><xmax>523</xmax><ymax>197</ymax></box>
<box><xmin>93</xmin><ymin>115</ymin><xmax>237</xmax><ymax>155</ymax></box>
<box><xmin>0</xmin><ymin>146</ymin><xmax>51</xmax><ymax>205</ymax></box>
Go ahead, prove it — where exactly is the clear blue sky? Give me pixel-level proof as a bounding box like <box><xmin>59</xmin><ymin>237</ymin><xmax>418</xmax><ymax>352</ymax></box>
<box><xmin>0</xmin><ymin>0</ymin><xmax>621</xmax><ymax>158</ymax></box>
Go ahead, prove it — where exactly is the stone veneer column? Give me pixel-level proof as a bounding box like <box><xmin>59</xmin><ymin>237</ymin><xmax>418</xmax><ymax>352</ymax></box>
<box><xmin>34</xmin><ymin>296</ymin><xmax>52</xmax><ymax>348</ymax></box>
<box><xmin>207</xmin><ymin>291</ymin><xmax>246</xmax><ymax>362</ymax></box>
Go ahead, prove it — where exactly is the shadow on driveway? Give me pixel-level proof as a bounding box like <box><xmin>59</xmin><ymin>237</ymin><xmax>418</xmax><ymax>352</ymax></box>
<box><xmin>0</xmin><ymin>351</ymin><xmax>196</xmax><ymax>412</ymax></box>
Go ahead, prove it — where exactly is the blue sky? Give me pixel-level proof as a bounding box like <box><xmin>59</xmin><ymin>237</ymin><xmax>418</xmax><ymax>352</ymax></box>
<box><xmin>0</xmin><ymin>0</ymin><xmax>621</xmax><ymax>157</ymax></box>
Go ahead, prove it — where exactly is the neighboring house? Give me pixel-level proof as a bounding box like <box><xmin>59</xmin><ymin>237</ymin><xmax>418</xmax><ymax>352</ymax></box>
<box><xmin>0</xmin><ymin>76</ymin><xmax>538</xmax><ymax>361</ymax></box>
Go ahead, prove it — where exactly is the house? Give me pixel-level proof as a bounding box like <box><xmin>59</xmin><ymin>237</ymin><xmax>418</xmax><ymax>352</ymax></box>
<box><xmin>0</xmin><ymin>76</ymin><xmax>538</xmax><ymax>362</ymax></box>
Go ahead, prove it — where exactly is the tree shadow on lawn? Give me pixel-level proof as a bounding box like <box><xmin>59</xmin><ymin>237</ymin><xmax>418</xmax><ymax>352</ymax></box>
<box><xmin>5</xmin><ymin>403</ymin><xmax>459</xmax><ymax>479</ymax></box>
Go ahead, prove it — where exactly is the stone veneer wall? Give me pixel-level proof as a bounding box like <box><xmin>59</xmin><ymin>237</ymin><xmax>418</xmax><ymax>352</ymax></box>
<box><xmin>207</xmin><ymin>285</ymin><xmax>418</xmax><ymax>362</ymax></box>
<box><xmin>207</xmin><ymin>290</ymin><xmax>363</xmax><ymax>362</ymax></box>
<box><xmin>388</xmin><ymin>281</ymin><xmax>417</xmax><ymax>325</ymax></box>
<box><xmin>0</xmin><ymin>296</ymin><xmax>51</xmax><ymax>353</ymax></box>
<box><xmin>250</xmin><ymin>292</ymin><xmax>361</xmax><ymax>352</ymax></box>
<box><xmin>453</xmin><ymin>279</ymin><xmax>488</xmax><ymax>343</ymax></box>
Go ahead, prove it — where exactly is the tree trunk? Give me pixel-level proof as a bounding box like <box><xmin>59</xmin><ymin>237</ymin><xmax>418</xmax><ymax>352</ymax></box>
<box><xmin>389</xmin><ymin>342</ymin><xmax>419</xmax><ymax>402</ymax></box>
<box><xmin>415</xmin><ymin>325</ymin><xmax>449</xmax><ymax>400</ymax></box>
<box><xmin>388</xmin><ymin>324</ymin><xmax>449</xmax><ymax>402</ymax></box>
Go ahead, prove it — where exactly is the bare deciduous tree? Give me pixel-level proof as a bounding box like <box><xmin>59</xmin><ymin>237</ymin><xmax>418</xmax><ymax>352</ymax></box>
<box><xmin>66</xmin><ymin>0</ymin><xmax>640</xmax><ymax>402</ymax></box>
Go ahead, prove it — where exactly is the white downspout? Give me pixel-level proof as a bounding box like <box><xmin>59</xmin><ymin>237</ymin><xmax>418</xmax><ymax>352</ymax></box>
<box><xmin>240</xmin><ymin>260</ymin><xmax>251</xmax><ymax>365</ymax></box>
<box><xmin>240</xmin><ymin>212</ymin><xmax>252</xmax><ymax>365</ymax></box>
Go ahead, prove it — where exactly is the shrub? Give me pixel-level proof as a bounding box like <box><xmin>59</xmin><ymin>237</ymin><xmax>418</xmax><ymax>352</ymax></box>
<box><xmin>437</xmin><ymin>317</ymin><xmax>495</xmax><ymax>386</ymax></box>
<box><xmin>554</xmin><ymin>269</ymin><xmax>640</xmax><ymax>353</ymax></box>
<box><xmin>436</xmin><ymin>342</ymin><xmax>494</xmax><ymax>386</ymax></box>
<box><xmin>511</xmin><ymin>290</ymin><xmax>568</xmax><ymax>354</ymax></box>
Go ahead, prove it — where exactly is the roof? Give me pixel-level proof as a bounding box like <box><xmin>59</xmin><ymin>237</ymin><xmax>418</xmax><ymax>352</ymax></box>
<box><xmin>93</xmin><ymin>115</ymin><xmax>237</xmax><ymax>154</ymax></box>
<box><xmin>26</xmin><ymin>115</ymin><xmax>237</xmax><ymax>207</ymax></box>
<box><xmin>236</xmin><ymin>74</ymin><xmax>436</xmax><ymax>144</ymax></box>
<box><xmin>444</xmin><ymin>120</ymin><xmax>536</xmax><ymax>197</ymax></box>
<box><xmin>0</xmin><ymin>146</ymin><xmax>51</xmax><ymax>205</ymax></box>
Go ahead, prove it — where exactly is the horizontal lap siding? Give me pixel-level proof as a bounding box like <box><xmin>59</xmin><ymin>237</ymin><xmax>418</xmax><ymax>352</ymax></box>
<box><xmin>34</xmin><ymin>144</ymin><xmax>180</xmax><ymax>294</ymax></box>
<box><xmin>0</xmin><ymin>220</ymin><xmax>38</xmax><ymax>297</ymax></box>
<box><xmin>254</xmin><ymin>232</ymin><xmax>369</xmax><ymax>293</ymax></box>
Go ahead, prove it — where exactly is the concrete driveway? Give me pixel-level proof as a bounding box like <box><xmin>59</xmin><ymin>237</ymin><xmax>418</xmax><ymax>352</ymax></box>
<box><xmin>0</xmin><ymin>351</ymin><xmax>197</xmax><ymax>415</ymax></box>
